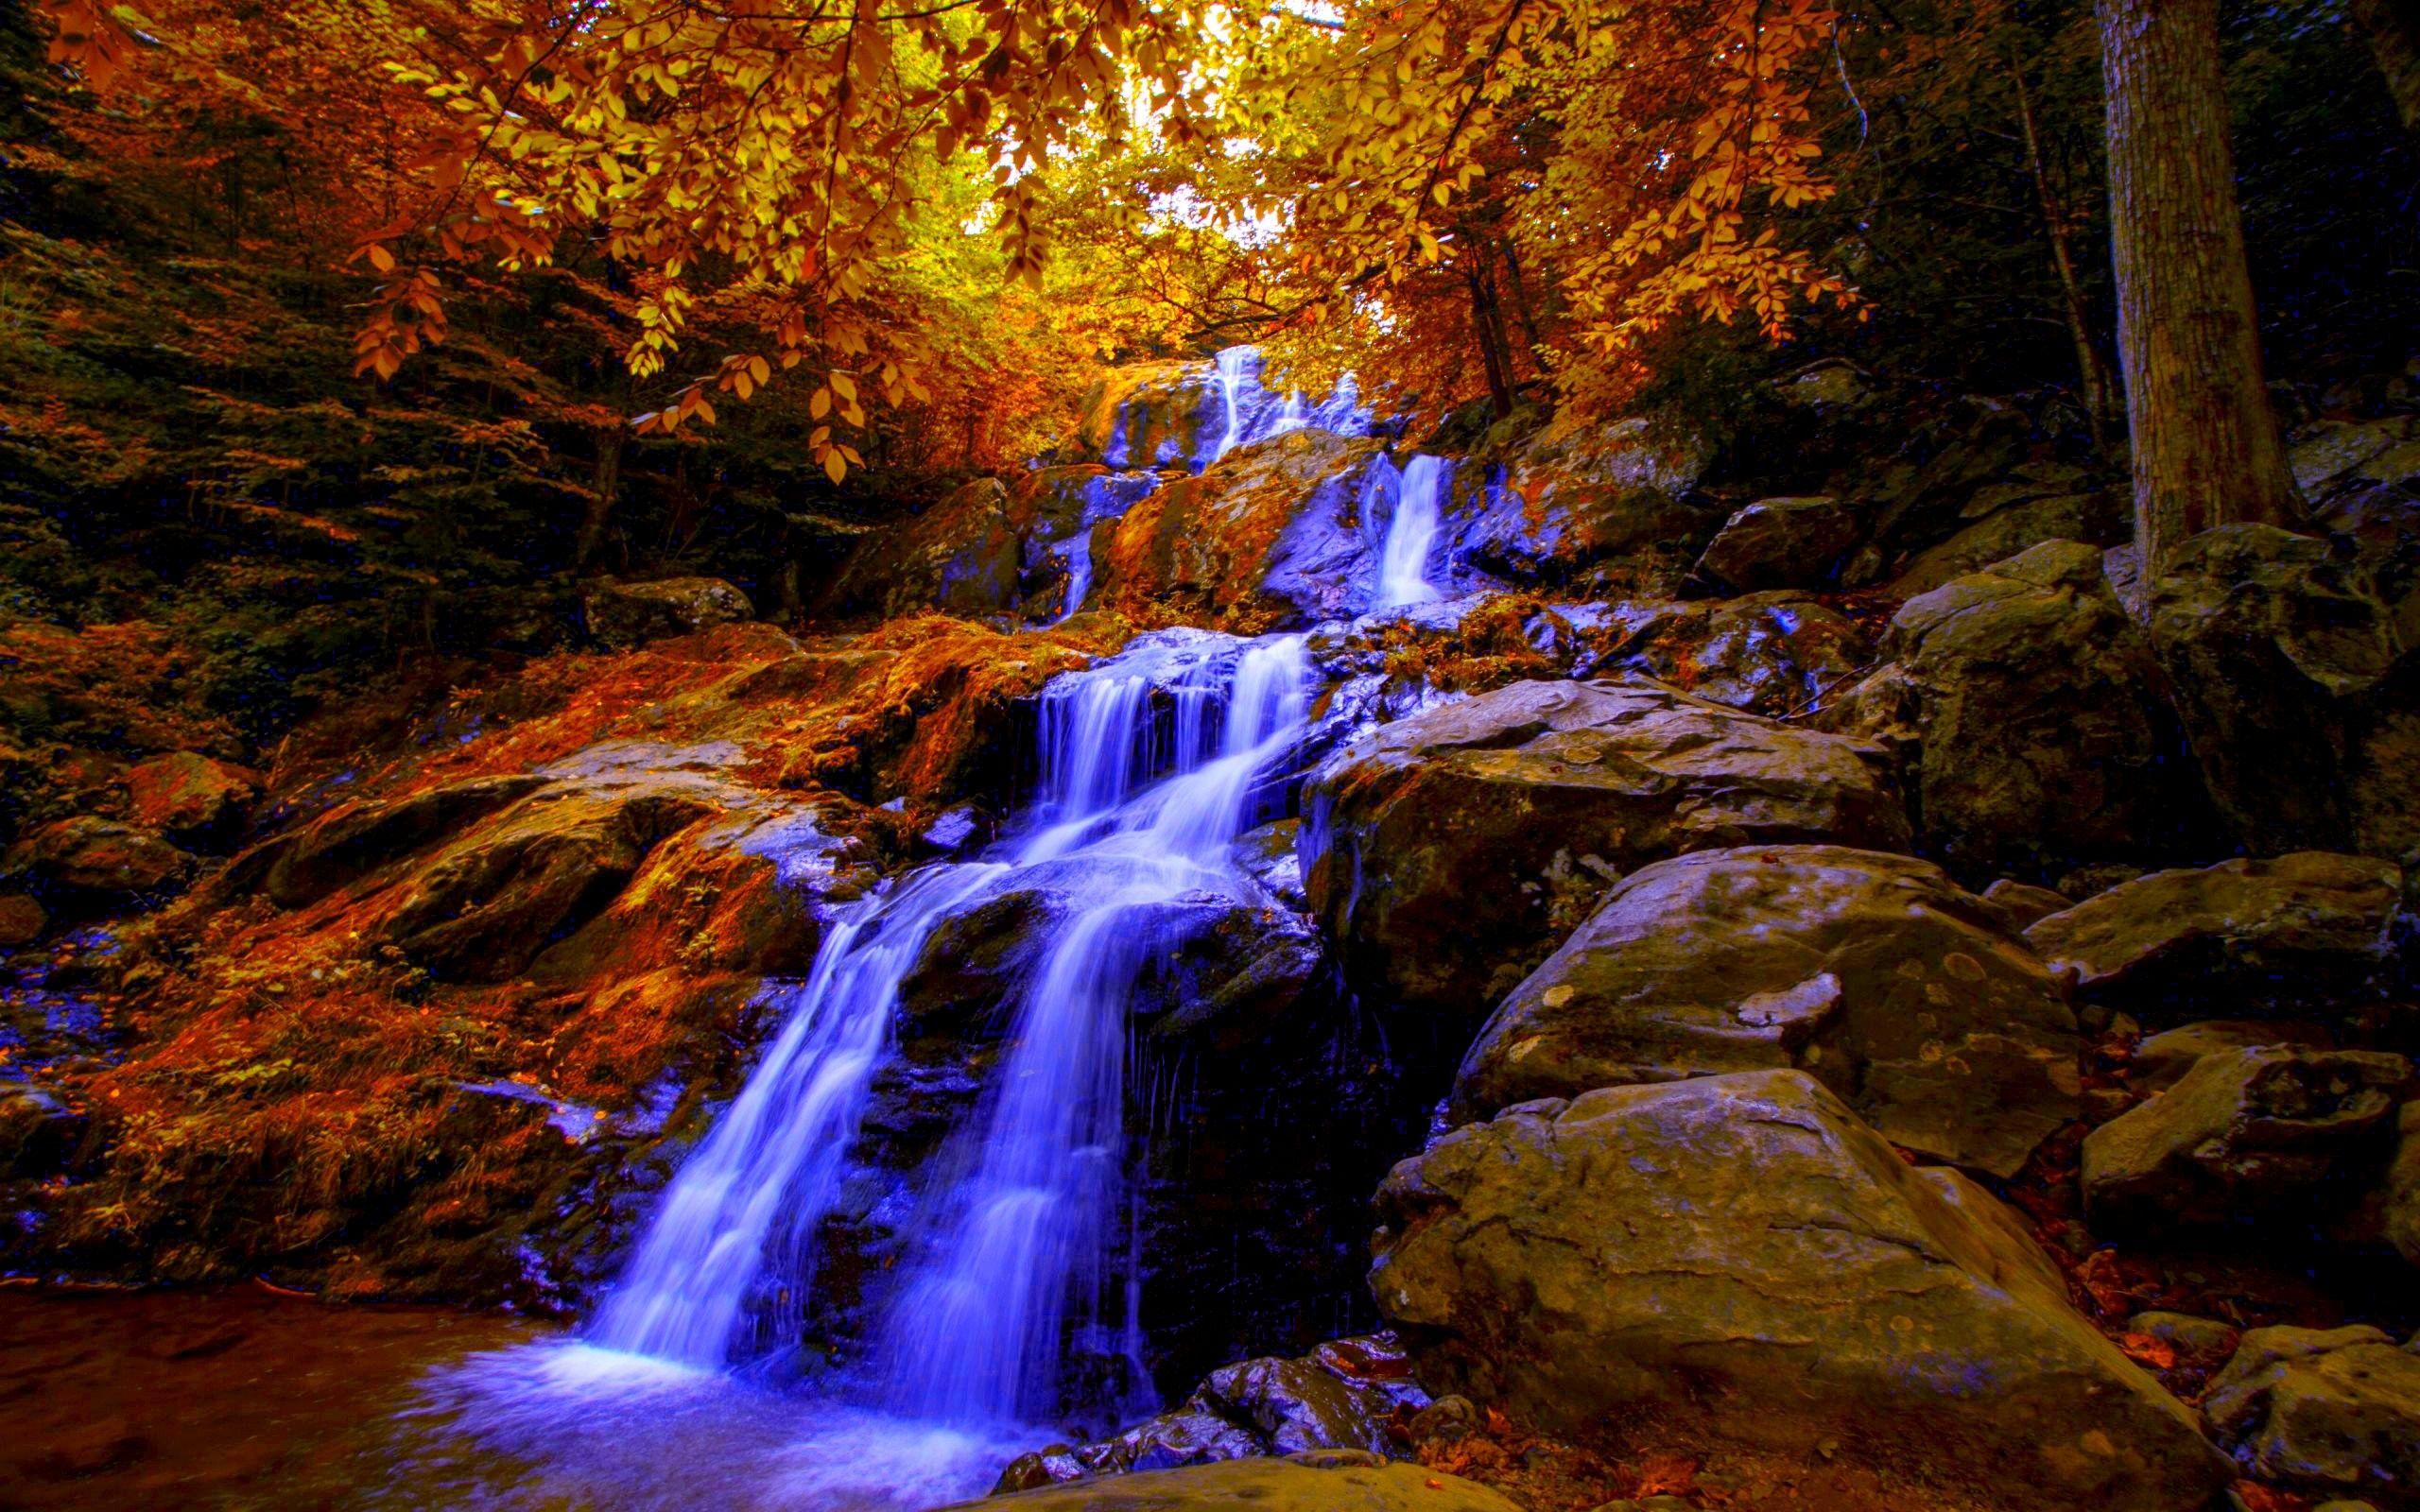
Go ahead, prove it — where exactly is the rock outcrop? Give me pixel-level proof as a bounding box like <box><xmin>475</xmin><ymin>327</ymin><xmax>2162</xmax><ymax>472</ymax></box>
<box><xmin>6</xmin><ymin>816</ymin><xmax>187</xmax><ymax>902</ymax></box>
<box><xmin>122</xmin><ymin>751</ymin><xmax>257</xmax><ymax>844</ymax></box>
<box><xmin>820</xmin><ymin>478</ymin><xmax>1025</xmax><ymax>621</ymax></box>
<box><xmin>1089</xmin><ymin>428</ymin><xmax>1390</xmax><ymax>627</ymax></box>
<box><xmin>994</xmin><ymin>1336</ymin><xmax>1426</xmax><ymax>1492</ymax></box>
<box><xmin>1594</xmin><ymin>593</ymin><xmax>1872</xmax><ymax>718</ymax></box>
<box><xmin>1454</xmin><ymin>846</ymin><xmax>2080</xmax><ymax>1177</ymax></box>
<box><xmin>1825</xmin><ymin>541</ymin><xmax>2186</xmax><ymax>881</ymax></box>
<box><xmin>581</xmin><ymin>576</ymin><xmax>754</xmax><ymax>648</ymax></box>
<box><xmin>1370</xmin><ymin>1071</ymin><xmax>2229</xmax><ymax>1512</ymax></box>
<box><xmin>2204</xmin><ymin>1325</ymin><xmax>2420</xmax><ymax>1506</ymax></box>
<box><xmin>1302</xmin><ymin>678</ymin><xmax>1908</xmax><ymax>1014</ymax></box>
<box><xmin>2024</xmin><ymin>852</ymin><xmax>2405</xmax><ymax>1019</ymax></box>
<box><xmin>2150</xmin><ymin>524</ymin><xmax>2419</xmax><ymax>859</ymax></box>
<box><xmin>2082</xmin><ymin>1046</ymin><xmax>2411</xmax><ymax>1228</ymax></box>
<box><xmin>1445</xmin><ymin>415</ymin><xmax>1712</xmax><ymax>591</ymax></box>
<box><xmin>1694</xmin><ymin>495</ymin><xmax>1864</xmax><ymax>592</ymax></box>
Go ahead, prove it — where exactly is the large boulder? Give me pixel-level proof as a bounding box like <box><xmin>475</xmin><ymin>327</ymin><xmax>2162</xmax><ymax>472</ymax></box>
<box><xmin>2203</xmin><ymin>1324</ymin><xmax>2420</xmax><ymax>1506</ymax></box>
<box><xmin>820</xmin><ymin>478</ymin><xmax>1025</xmax><ymax>621</ymax></box>
<box><xmin>2081</xmin><ymin>1046</ymin><xmax>2412</xmax><ymax>1228</ymax></box>
<box><xmin>1446</xmin><ymin>415</ymin><xmax>1713</xmax><ymax>591</ymax></box>
<box><xmin>962</xmin><ymin>1457</ymin><xmax>1522</xmax><ymax>1512</ymax></box>
<box><xmin>1693</xmin><ymin>495</ymin><xmax>1864</xmax><ymax>592</ymax></box>
<box><xmin>5</xmin><ymin>816</ymin><xmax>187</xmax><ymax>901</ymax></box>
<box><xmin>582</xmin><ymin>576</ymin><xmax>754</xmax><ymax>648</ymax></box>
<box><xmin>1594</xmin><ymin>593</ymin><xmax>1874</xmax><ymax>719</ymax></box>
<box><xmin>1370</xmin><ymin>1071</ymin><xmax>2229</xmax><ymax>1511</ymax></box>
<box><xmin>1455</xmin><ymin>846</ymin><xmax>2080</xmax><ymax>1177</ymax></box>
<box><xmin>1301</xmin><ymin>678</ymin><xmax>1909</xmax><ymax>1015</ymax></box>
<box><xmin>2023</xmin><ymin>852</ymin><xmax>2405</xmax><ymax>1019</ymax></box>
<box><xmin>1824</xmin><ymin>541</ymin><xmax>2187</xmax><ymax>881</ymax></box>
<box><xmin>2150</xmin><ymin>524</ymin><xmax>2419</xmax><ymax>858</ymax></box>
<box><xmin>1090</xmin><ymin>428</ymin><xmax>1390</xmax><ymax>627</ymax></box>
<box><xmin>122</xmin><ymin>751</ymin><xmax>258</xmax><ymax>843</ymax></box>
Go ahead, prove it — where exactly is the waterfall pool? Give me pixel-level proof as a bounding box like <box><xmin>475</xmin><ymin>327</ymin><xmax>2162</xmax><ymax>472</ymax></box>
<box><xmin>0</xmin><ymin>1286</ymin><xmax>1035</xmax><ymax>1510</ymax></box>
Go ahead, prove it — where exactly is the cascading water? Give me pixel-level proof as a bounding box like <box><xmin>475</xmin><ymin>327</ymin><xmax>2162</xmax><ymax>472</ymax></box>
<box><xmin>1049</xmin><ymin>533</ymin><xmax>1093</xmax><ymax>624</ymax></box>
<box><xmin>1196</xmin><ymin>345</ymin><xmax>1374</xmax><ymax>470</ymax></box>
<box><xmin>414</xmin><ymin>629</ymin><xmax>1320</xmax><ymax>1508</ymax></box>
<box><xmin>1211</xmin><ymin>345</ymin><xmax>1253</xmax><ymax>462</ymax></box>
<box><xmin>587</xmin><ymin>863</ymin><xmax>1006</xmax><ymax>1366</ymax></box>
<box><xmin>1375</xmin><ymin>454</ymin><xmax>1452</xmax><ymax>608</ymax></box>
<box><xmin>878</xmin><ymin>636</ymin><xmax>1308</xmax><ymax>1427</ymax></box>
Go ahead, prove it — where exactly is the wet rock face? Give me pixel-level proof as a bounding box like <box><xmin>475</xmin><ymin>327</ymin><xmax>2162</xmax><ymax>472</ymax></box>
<box><xmin>1445</xmin><ymin>416</ymin><xmax>1714</xmax><ymax>591</ymax></box>
<box><xmin>1301</xmin><ymin>677</ymin><xmax>1909</xmax><ymax>1016</ymax></box>
<box><xmin>1090</xmin><ymin>428</ymin><xmax>1391</xmax><ymax>627</ymax></box>
<box><xmin>1826</xmin><ymin>540</ymin><xmax>2188</xmax><ymax>882</ymax></box>
<box><xmin>582</xmin><ymin>576</ymin><xmax>755</xmax><ymax>648</ymax></box>
<box><xmin>1069</xmin><ymin>361</ymin><xmax>1212</xmax><ymax>470</ymax></box>
<box><xmin>2081</xmin><ymin>1047</ymin><xmax>2413</xmax><ymax>1228</ymax></box>
<box><xmin>1455</xmin><ymin>845</ymin><xmax>2080</xmax><ymax>1177</ymax></box>
<box><xmin>994</xmin><ymin>1335</ymin><xmax>1427</xmax><ymax>1492</ymax></box>
<box><xmin>1693</xmin><ymin>495</ymin><xmax>1864</xmax><ymax>592</ymax></box>
<box><xmin>2204</xmin><ymin>1325</ymin><xmax>2420</xmax><ymax>1506</ymax></box>
<box><xmin>2150</xmin><ymin>524</ymin><xmax>2419</xmax><ymax>859</ymax></box>
<box><xmin>1371</xmin><ymin>1071</ymin><xmax>2230</xmax><ymax>1512</ymax></box>
<box><xmin>896</xmin><ymin>879</ymin><xmax>1323</xmax><ymax>1043</ymax></box>
<box><xmin>2023</xmin><ymin>851</ymin><xmax>2405</xmax><ymax>1021</ymax></box>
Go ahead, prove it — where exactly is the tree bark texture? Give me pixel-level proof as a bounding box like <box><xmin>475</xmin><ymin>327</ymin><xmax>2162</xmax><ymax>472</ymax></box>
<box><xmin>2098</xmin><ymin>0</ymin><xmax>2299</xmax><ymax>574</ymax></box>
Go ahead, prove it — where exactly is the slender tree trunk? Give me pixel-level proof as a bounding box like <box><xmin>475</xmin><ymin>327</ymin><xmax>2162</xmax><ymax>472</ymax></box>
<box><xmin>1465</xmin><ymin>261</ymin><xmax>1515</xmax><ymax>420</ymax></box>
<box><xmin>2353</xmin><ymin>0</ymin><xmax>2420</xmax><ymax>131</ymax></box>
<box><xmin>2013</xmin><ymin>65</ymin><xmax>2117</xmax><ymax>451</ymax></box>
<box><xmin>577</xmin><ymin>425</ymin><xmax>624</xmax><ymax>572</ymax></box>
<box><xmin>2100</xmin><ymin>0</ymin><xmax>2299</xmax><ymax>576</ymax></box>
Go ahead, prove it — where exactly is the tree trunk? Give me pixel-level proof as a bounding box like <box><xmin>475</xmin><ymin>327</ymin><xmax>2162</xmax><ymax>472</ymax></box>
<box><xmin>2013</xmin><ymin>64</ymin><xmax>2117</xmax><ymax>451</ymax></box>
<box><xmin>2353</xmin><ymin>0</ymin><xmax>2420</xmax><ymax>131</ymax></box>
<box><xmin>1465</xmin><ymin>260</ymin><xmax>1515</xmax><ymax>420</ymax></box>
<box><xmin>577</xmin><ymin>425</ymin><xmax>625</xmax><ymax>572</ymax></box>
<box><xmin>2099</xmin><ymin>0</ymin><xmax>2298</xmax><ymax>575</ymax></box>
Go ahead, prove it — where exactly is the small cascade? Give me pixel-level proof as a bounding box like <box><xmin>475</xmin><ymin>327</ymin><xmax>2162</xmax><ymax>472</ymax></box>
<box><xmin>1196</xmin><ymin>345</ymin><xmax>1373</xmax><ymax>470</ymax></box>
<box><xmin>1211</xmin><ymin>345</ymin><xmax>1253</xmax><ymax>462</ymax></box>
<box><xmin>1049</xmin><ymin>533</ymin><xmax>1093</xmax><ymax>624</ymax></box>
<box><xmin>1375</xmin><ymin>454</ymin><xmax>1452</xmax><ymax>608</ymax></box>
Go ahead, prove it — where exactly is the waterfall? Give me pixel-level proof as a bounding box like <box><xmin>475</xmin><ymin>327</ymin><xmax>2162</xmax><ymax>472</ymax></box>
<box><xmin>878</xmin><ymin>634</ymin><xmax>1308</xmax><ymax>1427</ymax></box>
<box><xmin>587</xmin><ymin>863</ymin><xmax>1007</xmax><ymax>1366</ymax></box>
<box><xmin>1375</xmin><ymin>454</ymin><xmax>1450</xmax><ymax>608</ymax></box>
<box><xmin>580</xmin><ymin>630</ymin><xmax>1312</xmax><ymax>1431</ymax></box>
